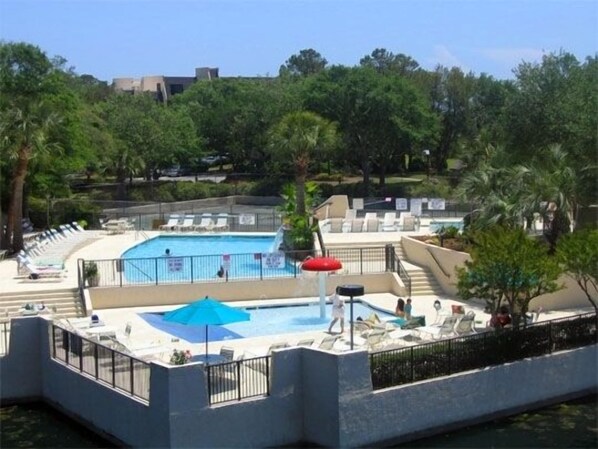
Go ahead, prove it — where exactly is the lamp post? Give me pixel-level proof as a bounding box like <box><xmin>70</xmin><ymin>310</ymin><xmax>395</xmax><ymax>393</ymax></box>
<box><xmin>337</xmin><ymin>284</ymin><xmax>365</xmax><ymax>350</ymax></box>
<box><xmin>46</xmin><ymin>194</ymin><xmax>51</xmax><ymax>228</ymax></box>
<box><xmin>423</xmin><ymin>149</ymin><xmax>431</xmax><ymax>181</ymax></box>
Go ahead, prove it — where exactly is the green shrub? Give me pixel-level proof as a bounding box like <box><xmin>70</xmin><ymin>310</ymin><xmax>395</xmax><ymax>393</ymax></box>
<box><xmin>440</xmin><ymin>225</ymin><xmax>460</xmax><ymax>239</ymax></box>
<box><xmin>249</xmin><ymin>177</ymin><xmax>289</xmax><ymax>196</ymax></box>
<box><xmin>155</xmin><ymin>184</ymin><xmax>176</xmax><ymax>202</ymax></box>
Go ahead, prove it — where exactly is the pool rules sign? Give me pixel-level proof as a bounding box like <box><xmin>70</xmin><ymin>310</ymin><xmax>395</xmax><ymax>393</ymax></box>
<box><xmin>167</xmin><ymin>257</ymin><xmax>184</xmax><ymax>272</ymax></box>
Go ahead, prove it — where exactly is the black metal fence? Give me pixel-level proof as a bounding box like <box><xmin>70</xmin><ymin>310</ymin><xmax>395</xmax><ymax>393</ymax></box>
<box><xmin>82</xmin><ymin>246</ymin><xmax>392</xmax><ymax>288</ymax></box>
<box><xmin>0</xmin><ymin>320</ymin><xmax>10</xmax><ymax>356</ymax></box>
<box><xmin>369</xmin><ymin>312</ymin><xmax>597</xmax><ymax>390</ymax></box>
<box><xmin>51</xmin><ymin>324</ymin><xmax>151</xmax><ymax>402</ymax></box>
<box><xmin>206</xmin><ymin>356</ymin><xmax>271</xmax><ymax>405</ymax></box>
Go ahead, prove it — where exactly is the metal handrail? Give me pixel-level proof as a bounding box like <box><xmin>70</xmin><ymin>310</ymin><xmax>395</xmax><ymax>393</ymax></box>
<box><xmin>427</xmin><ymin>247</ymin><xmax>451</xmax><ymax>278</ymax></box>
<box><xmin>394</xmin><ymin>250</ymin><xmax>411</xmax><ymax>297</ymax></box>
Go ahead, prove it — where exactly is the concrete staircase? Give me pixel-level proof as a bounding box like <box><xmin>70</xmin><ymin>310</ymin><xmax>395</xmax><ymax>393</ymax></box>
<box><xmin>404</xmin><ymin>267</ymin><xmax>445</xmax><ymax>296</ymax></box>
<box><xmin>0</xmin><ymin>288</ymin><xmax>85</xmax><ymax>319</ymax></box>
<box><xmin>395</xmin><ymin>241</ymin><xmax>445</xmax><ymax>297</ymax></box>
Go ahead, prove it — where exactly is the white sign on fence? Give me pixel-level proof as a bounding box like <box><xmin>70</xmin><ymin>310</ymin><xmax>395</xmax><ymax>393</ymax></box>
<box><xmin>262</xmin><ymin>251</ymin><xmax>285</xmax><ymax>269</ymax></box>
<box><xmin>167</xmin><ymin>257</ymin><xmax>184</xmax><ymax>273</ymax></box>
<box><xmin>239</xmin><ymin>214</ymin><xmax>256</xmax><ymax>225</ymax></box>
<box><xmin>410</xmin><ymin>198</ymin><xmax>423</xmax><ymax>217</ymax></box>
<box><xmin>395</xmin><ymin>198</ymin><xmax>408</xmax><ymax>210</ymax></box>
<box><xmin>428</xmin><ymin>198</ymin><xmax>446</xmax><ymax>210</ymax></box>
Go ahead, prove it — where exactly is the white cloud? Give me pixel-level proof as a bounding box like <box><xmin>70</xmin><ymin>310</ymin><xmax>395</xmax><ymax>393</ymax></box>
<box><xmin>480</xmin><ymin>47</ymin><xmax>545</xmax><ymax>66</ymax></box>
<box><xmin>427</xmin><ymin>45</ymin><xmax>468</xmax><ymax>70</ymax></box>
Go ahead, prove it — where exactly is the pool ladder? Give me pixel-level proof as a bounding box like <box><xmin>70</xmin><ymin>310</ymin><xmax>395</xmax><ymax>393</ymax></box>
<box><xmin>135</xmin><ymin>230</ymin><xmax>149</xmax><ymax>241</ymax></box>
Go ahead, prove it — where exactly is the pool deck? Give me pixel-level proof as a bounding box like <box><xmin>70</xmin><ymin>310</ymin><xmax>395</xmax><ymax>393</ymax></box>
<box><xmin>0</xmin><ymin>227</ymin><xmax>591</xmax><ymax>361</ymax></box>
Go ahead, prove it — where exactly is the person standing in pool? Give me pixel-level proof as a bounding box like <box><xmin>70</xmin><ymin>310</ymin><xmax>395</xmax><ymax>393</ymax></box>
<box><xmin>328</xmin><ymin>287</ymin><xmax>345</xmax><ymax>334</ymax></box>
<box><xmin>405</xmin><ymin>298</ymin><xmax>413</xmax><ymax>320</ymax></box>
<box><xmin>164</xmin><ymin>248</ymin><xmax>171</xmax><ymax>256</ymax></box>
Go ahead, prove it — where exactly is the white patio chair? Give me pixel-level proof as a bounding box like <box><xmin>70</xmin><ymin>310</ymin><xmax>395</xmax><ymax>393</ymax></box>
<box><xmin>350</xmin><ymin>219</ymin><xmax>364</xmax><ymax>233</ymax></box>
<box><xmin>174</xmin><ymin>215</ymin><xmax>195</xmax><ymax>232</ymax></box>
<box><xmin>381</xmin><ymin>212</ymin><xmax>398</xmax><ymax>232</ymax></box>
<box><xmin>159</xmin><ymin>215</ymin><xmax>181</xmax><ymax>231</ymax></box>
<box><xmin>365</xmin><ymin>329</ymin><xmax>389</xmax><ymax>350</ymax></box>
<box><xmin>267</xmin><ymin>341</ymin><xmax>290</xmax><ymax>355</ymax></box>
<box><xmin>328</xmin><ymin>218</ymin><xmax>343</xmax><ymax>233</ymax></box>
<box><xmin>454</xmin><ymin>311</ymin><xmax>476</xmax><ymax>336</ymax></box>
<box><xmin>363</xmin><ymin>212</ymin><xmax>379</xmax><ymax>232</ymax></box>
<box><xmin>296</xmin><ymin>338</ymin><xmax>314</xmax><ymax>347</ymax></box>
<box><xmin>419</xmin><ymin>315</ymin><xmax>460</xmax><ymax>340</ymax></box>
<box><xmin>212</xmin><ymin>214</ymin><xmax>230</xmax><ymax>232</ymax></box>
<box><xmin>193</xmin><ymin>214</ymin><xmax>214</xmax><ymax>232</ymax></box>
<box><xmin>318</xmin><ymin>335</ymin><xmax>340</xmax><ymax>350</ymax></box>
<box><xmin>342</xmin><ymin>209</ymin><xmax>357</xmax><ymax>232</ymax></box>
<box><xmin>402</xmin><ymin>216</ymin><xmax>417</xmax><ymax>232</ymax></box>
<box><xmin>22</xmin><ymin>262</ymin><xmax>66</xmax><ymax>279</ymax></box>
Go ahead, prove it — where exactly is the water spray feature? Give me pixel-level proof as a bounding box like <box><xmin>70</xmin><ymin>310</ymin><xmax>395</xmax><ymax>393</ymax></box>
<box><xmin>300</xmin><ymin>256</ymin><xmax>343</xmax><ymax>318</ymax></box>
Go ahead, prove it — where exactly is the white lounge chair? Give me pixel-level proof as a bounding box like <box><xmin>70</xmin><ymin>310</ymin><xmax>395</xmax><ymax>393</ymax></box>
<box><xmin>296</xmin><ymin>338</ymin><xmax>314</xmax><ymax>347</ymax></box>
<box><xmin>219</xmin><ymin>346</ymin><xmax>235</xmax><ymax>362</ymax></box>
<box><xmin>454</xmin><ymin>311</ymin><xmax>476</xmax><ymax>336</ymax></box>
<box><xmin>365</xmin><ymin>329</ymin><xmax>388</xmax><ymax>350</ymax></box>
<box><xmin>419</xmin><ymin>315</ymin><xmax>460</xmax><ymax>340</ymax></box>
<box><xmin>22</xmin><ymin>262</ymin><xmax>66</xmax><ymax>279</ymax></box>
<box><xmin>363</xmin><ymin>212</ymin><xmax>378</xmax><ymax>232</ymax></box>
<box><xmin>402</xmin><ymin>216</ymin><xmax>417</xmax><ymax>232</ymax></box>
<box><xmin>193</xmin><ymin>214</ymin><xmax>213</xmax><ymax>232</ymax></box>
<box><xmin>318</xmin><ymin>335</ymin><xmax>340</xmax><ymax>350</ymax></box>
<box><xmin>342</xmin><ymin>209</ymin><xmax>357</xmax><ymax>232</ymax></box>
<box><xmin>159</xmin><ymin>215</ymin><xmax>181</xmax><ymax>231</ymax></box>
<box><xmin>174</xmin><ymin>215</ymin><xmax>195</xmax><ymax>232</ymax></box>
<box><xmin>381</xmin><ymin>212</ymin><xmax>398</xmax><ymax>232</ymax></box>
<box><xmin>328</xmin><ymin>218</ymin><xmax>343</xmax><ymax>233</ymax></box>
<box><xmin>350</xmin><ymin>219</ymin><xmax>364</xmax><ymax>233</ymax></box>
<box><xmin>212</xmin><ymin>214</ymin><xmax>230</xmax><ymax>232</ymax></box>
<box><xmin>267</xmin><ymin>342</ymin><xmax>290</xmax><ymax>355</ymax></box>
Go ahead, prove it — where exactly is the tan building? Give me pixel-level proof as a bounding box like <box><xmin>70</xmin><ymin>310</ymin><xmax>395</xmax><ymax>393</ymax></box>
<box><xmin>112</xmin><ymin>67</ymin><xmax>219</xmax><ymax>103</ymax></box>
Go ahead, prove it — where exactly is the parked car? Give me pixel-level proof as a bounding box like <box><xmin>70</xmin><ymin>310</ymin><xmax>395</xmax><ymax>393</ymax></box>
<box><xmin>162</xmin><ymin>166</ymin><xmax>181</xmax><ymax>177</ymax></box>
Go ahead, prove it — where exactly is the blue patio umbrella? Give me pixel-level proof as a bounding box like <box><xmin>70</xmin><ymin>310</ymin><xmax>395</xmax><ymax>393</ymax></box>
<box><xmin>163</xmin><ymin>296</ymin><xmax>250</xmax><ymax>357</ymax></box>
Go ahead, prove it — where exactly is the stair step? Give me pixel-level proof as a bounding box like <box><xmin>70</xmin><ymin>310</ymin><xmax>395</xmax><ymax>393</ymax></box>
<box><xmin>0</xmin><ymin>287</ymin><xmax>84</xmax><ymax>319</ymax></box>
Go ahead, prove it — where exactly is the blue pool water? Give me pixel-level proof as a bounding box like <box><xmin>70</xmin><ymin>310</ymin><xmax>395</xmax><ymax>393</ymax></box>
<box><xmin>139</xmin><ymin>300</ymin><xmax>394</xmax><ymax>341</ymax></box>
<box><xmin>123</xmin><ymin>235</ymin><xmax>277</xmax><ymax>258</ymax></box>
<box><xmin>121</xmin><ymin>235</ymin><xmax>295</xmax><ymax>283</ymax></box>
<box><xmin>429</xmin><ymin>220</ymin><xmax>464</xmax><ymax>233</ymax></box>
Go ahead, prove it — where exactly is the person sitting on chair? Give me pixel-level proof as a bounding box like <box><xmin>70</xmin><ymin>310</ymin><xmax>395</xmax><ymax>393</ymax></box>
<box><xmin>395</xmin><ymin>297</ymin><xmax>406</xmax><ymax>318</ymax></box>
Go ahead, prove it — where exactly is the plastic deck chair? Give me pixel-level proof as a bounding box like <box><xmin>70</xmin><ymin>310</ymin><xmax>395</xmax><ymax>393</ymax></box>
<box><xmin>318</xmin><ymin>335</ymin><xmax>340</xmax><ymax>350</ymax></box>
<box><xmin>193</xmin><ymin>214</ymin><xmax>214</xmax><ymax>232</ymax></box>
<box><xmin>381</xmin><ymin>212</ymin><xmax>398</xmax><ymax>232</ymax></box>
<box><xmin>296</xmin><ymin>339</ymin><xmax>314</xmax><ymax>347</ymax></box>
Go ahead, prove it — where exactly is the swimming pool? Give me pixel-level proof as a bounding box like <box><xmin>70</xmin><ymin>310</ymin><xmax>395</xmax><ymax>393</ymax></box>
<box><xmin>139</xmin><ymin>300</ymin><xmax>395</xmax><ymax>342</ymax></box>
<box><xmin>121</xmin><ymin>234</ymin><xmax>295</xmax><ymax>283</ymax></box>
<box><xmin>429</xmin><ymin>220</ymin><xmax>464</xmax><ymax>233</ymax></box>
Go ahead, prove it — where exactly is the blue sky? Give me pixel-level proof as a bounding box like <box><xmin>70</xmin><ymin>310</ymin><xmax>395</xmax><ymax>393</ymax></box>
<box><xmin>1</xmin><ymin>0</ymin><xmax>596</xmax><ymax>82</ymax></box>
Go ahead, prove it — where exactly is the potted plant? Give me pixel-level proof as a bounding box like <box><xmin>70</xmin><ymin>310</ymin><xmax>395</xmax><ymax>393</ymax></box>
<box><xmin>170</xmin><ymin>349</ymin><xmax>192</xmax><ymax>365</ymax></box>
<box><xmin>84</xmin><ymin>262</ymin><xmax>99</xmax><ymax>287</ymax></box>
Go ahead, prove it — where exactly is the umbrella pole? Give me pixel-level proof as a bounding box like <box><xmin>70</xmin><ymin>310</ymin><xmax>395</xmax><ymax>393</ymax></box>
<box><xmin>205</xmin><ymin>325</ymin><xmax>208</xmax><ymax>358</ymax></box>
<box><xmin>319</xmin><ymin>272</ymin><xmax>326</xmax><ymax>319</ymax></box>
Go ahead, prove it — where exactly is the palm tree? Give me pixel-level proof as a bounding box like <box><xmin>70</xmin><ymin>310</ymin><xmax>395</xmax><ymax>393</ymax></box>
<box><xmin>0</xmin><ymin>101</ymin><xmax>59</xmax><ymax>252</ymax></box>
<box><xmin>268</xmin><ymin>111</ymin><xmax>338</xmax><ymax>216</ymax></box>
<box><xmin>523</xmin><ymin>145</ymin><xmax>593</xmax><ymax>231</ymax></box>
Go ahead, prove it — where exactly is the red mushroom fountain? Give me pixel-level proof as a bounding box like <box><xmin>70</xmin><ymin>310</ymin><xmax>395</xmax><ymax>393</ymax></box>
<box><xmin>300</xmin><ymin>256</ymin><xmax>343</xmax><ymax>318</ymax></box>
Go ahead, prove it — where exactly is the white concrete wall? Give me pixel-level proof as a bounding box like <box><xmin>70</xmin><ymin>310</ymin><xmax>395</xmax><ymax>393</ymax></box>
<box><xmin>89</xmin><ymin>273</ymin><xmax>404</xmax><ymax>309</ymax></box>
<box><xmin>401</xmin><ymin>236</ymin><xmax>591</xmax><ymax>310</ymax></box>
<box><xmin>1</xmin><ymin>317</ymin><xmax>596</xmax><ymax>448</ymax></box>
